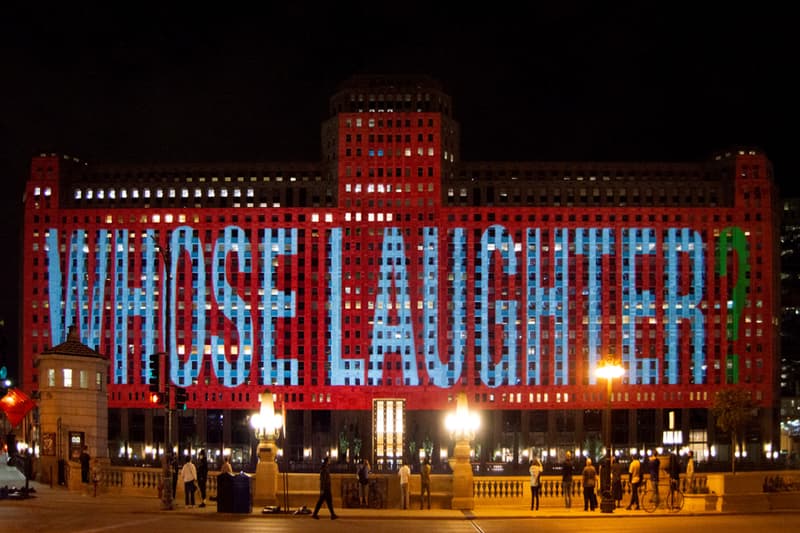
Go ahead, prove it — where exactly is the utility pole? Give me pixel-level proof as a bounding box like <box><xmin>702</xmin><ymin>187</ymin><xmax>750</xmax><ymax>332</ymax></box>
<box><xmin>151</xmin><ymin>233</ymin><xmax>175</xmax><ymax>510</ymax></box>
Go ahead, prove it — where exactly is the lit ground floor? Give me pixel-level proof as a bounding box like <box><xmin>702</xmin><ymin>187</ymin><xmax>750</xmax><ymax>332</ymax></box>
<box><xmin>104</xmin><ymin>406</ymin><xmax>782</xmax><ymax>473</ymax></box>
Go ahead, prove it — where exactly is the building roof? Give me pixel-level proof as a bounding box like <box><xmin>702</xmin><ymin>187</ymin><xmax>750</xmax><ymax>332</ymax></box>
<box><xmin>41</xmin><ymin>325</ymin><xmax>105</xmax><ymax>359</ymax></box>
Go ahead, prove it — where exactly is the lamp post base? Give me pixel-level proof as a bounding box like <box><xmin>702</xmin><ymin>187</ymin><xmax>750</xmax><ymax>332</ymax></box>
<box><xmin>600</xmin><ymin>491</ymin><xmax>615</xmax><ymax>513</ymax></box>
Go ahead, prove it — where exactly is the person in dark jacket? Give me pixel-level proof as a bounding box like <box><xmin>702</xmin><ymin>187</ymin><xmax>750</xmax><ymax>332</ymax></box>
<box><xmin>582</xmin><ymin>457</ymin><xmax>598</xmax><ymax>511</ymax></box>
<box><xmin>196</xmin><ymin>449</ymin><xmax>209</xmax><ymax>508</ymax></box>
<box><xmin>79</xmin><ymin>446</ymin><xmax>91</xmax><ymax>484</ymax></box>
<box><xmin>312</xmin><ymin>457</ymin><xmax>338</xmax><ymax>520</ymax></box>
<box><xmin>562</xmin><ymin>451</ymin><xmax>574</xmax><ymax>508</ymax></box>
<box><xmin>610</xmin><ymin>456</ymin><xmax>624</xmax><ymax>508</ymax></box>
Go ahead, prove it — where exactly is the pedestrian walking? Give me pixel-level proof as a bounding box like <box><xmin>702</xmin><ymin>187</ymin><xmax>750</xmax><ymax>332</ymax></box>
<box><xmin>529</xmin><ymin>457</ymin><xmax>543</xmax><ymax>511</ymax></box>
<box><xmin>196</xmin><ymin>449</ymin><xmax>208</xmax><ymax>507</ymax></box>
<box><xmin>399</xmin><ymin>461</ymin><xmax>411</xmax><ymax>509</ymax></box>
<box><xmin>311</xmin><ymin>458</ymin><xmax>338</xmax><ymax>520</ymax></box>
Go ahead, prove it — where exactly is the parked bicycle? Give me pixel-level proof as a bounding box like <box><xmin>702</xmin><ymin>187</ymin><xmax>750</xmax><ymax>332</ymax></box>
<box><xmin>641</xmin><ymin>479</ymin><xmax>684</xmax><ymax>513</ymax></box>
<box><xmin>343</xmin><ymin>478</ymin><xmax>384</xmax><ymax>509</ymax></box>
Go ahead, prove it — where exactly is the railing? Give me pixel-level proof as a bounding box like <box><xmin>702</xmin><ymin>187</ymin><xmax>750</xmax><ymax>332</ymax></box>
<box><xmin>54</xmin><ymin>464</ymin><xmax>713</xmax><ymax>510</ymax></box>
<box><xmin>95</xmin><ymin>465</ymin><xmax>221</xmax><ymax>498</ymax></box>
<box><xmin>473</xmin><ymin>474</ymin><xmax>709</xmax><ymax>507</ymax></box>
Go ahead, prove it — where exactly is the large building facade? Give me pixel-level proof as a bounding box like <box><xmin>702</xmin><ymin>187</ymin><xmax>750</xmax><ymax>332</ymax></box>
<box><xmin>20</xmin><ymin>75</ymin><xmax>781</xmax><ymax>470</ymax></box>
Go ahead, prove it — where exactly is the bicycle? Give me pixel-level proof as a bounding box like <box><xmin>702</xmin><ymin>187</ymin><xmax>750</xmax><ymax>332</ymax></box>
<box><xmin>641</xmin><ymin>479</ymin><xmax>684</xmax><ymax>513</ymax></box>
<box><xmin>344</xmin><ymin>478</ymin><xmax>384</xmax><ymax>509</ymax></box>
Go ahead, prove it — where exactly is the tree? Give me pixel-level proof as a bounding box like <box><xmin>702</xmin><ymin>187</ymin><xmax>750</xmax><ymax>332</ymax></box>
<box><xmin>710</xmin><ymin>388</ymin><xmax>756</xmax><ymax>474</ymax></box>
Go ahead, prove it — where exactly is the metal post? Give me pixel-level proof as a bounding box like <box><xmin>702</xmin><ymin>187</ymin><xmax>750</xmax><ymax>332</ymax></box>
<box><xmin>600</xmin><ymin>376</ymin><xmax>614</xmax><ymax>513</ymax></box>
<box><xmin>153</xmin><ymin>236</ymin><xmax>175</xmax><ymax>510</ymax></box>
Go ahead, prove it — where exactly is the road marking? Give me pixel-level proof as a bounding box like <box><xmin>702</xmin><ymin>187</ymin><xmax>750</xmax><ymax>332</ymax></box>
<box><xmin>79</xmin><ymin>517</ymin><xmax>162</xmax><ymax>532</ymax></box>
<box><xmin>469</xmin><ymin>521</ymin><xmax>486</xmax><ymax>533</ymax></box>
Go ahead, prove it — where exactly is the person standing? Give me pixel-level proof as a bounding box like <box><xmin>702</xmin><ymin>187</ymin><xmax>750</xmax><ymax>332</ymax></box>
<box><xmin>420</xmin><ymin>458</ymin><xmax>432</xmax><ymax>510</ymax></box>
<box><xmin>196</xmin><ymin>450</ymin><xmax>209</xmax><ymax>508</ymax></box>
<box><xmin>627</xmin><ymin>454</ymin><xmax>642</xmax><ymax>510</ymax></box>
<box><xmin>685</xmin><ymin>451</ymin><xmax>695</xmax><ymax>493</ymax></box>
<box><xmin>180</xmin><ymin>456</ymin><xmax>198</xmax><ymax>508</ymax></box>
<box><xmin>398</xmin><ymin>461</ymin><xmax>411</xmax><ymax>509</ymax></box>
<box><xmin>220</xmin><ymin>455</ymin><xmax>233</xmax><ymax>474</ymax></box>
<box><xmin>529</xmin><ymin>457</ymin><xmax>543</xmax><ymax>511</ymax></box>
<box><xmin>582</xmin><ymin>457</ymin><xmax>598</xmax><ymax>511</ymax></box>
<box><xmin>611</xmin><ymin>456</ymin><xmax>624</xmax><ymax>508</ymax></box>
<box><xmin>649</xmin><ymin>452</ymin><xmax>661</xmax><ymax>504</ymax></box>
<box><xmin>79</xmin><ymin>446</ymin><xmax>91</xmax><ymax>484</ymax></box>
<box><xmin>312</xmin><ymin>458</ymin><xmax>338</xmax><ymax>520</ymax></box>
<box><xmin>562</xmin><ymin>451</ymin><xmax>574</xmax><ymax>508</ymax></box>
<box><xmin>357</xmin><ymin>459</ymin><xmax>370</xmax><ymax>507</ymax></box>
<box><xmin>170</xmin><ymin>454</ymin><xmax>180</xmax><ymax>498</ymax></box>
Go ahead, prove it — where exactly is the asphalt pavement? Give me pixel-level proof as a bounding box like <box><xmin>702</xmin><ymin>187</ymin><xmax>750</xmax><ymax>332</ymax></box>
<box><xmin>1</xmin><ymin>480</ymin><xmax>732</xmax><ymax>520</ymax></box>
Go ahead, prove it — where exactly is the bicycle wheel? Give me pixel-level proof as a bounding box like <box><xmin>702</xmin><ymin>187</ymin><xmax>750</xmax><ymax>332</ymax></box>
<box><xmin>370</xmin><ymin>490</ymin><xmax>383</xmax><ymax>509</ymax></box>
<box><xmin>667</xmin><ymin>489</ymin><xmax>684</xmax><ymax>513</ymax></box>
<box><xmin>641</xmin><ymin>487</ymin><xmax>657</xmax><ymax>513</ymax></box>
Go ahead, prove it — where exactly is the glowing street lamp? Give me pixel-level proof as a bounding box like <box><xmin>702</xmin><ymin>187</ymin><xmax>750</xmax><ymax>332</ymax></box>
<box><xmin>251</xmin><ymin>390</ymin><xmax>283</xmax><ymax>507</ymax></box>
<box><xmin>595</xmin><ymin>358</ymin><xmax>625</xmax><ymax>513</ymax></box>
<box><xmin>445</xmin><ymin>392</ymin><xmax>480</xmax><ymax>510</ymax></box>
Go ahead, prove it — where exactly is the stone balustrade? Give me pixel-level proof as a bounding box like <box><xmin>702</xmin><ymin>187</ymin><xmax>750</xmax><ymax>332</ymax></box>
<box><xmin>50</xmin><ymin>462</ymin><xmax>800</xmax><ymax>513</ymax></box>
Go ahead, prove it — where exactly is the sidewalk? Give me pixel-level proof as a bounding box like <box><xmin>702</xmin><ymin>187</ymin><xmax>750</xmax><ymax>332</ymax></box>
<box><xmin>6</xmin><ymin>481</ymin><xmax>728</xmax><ymax>520</ymax></box>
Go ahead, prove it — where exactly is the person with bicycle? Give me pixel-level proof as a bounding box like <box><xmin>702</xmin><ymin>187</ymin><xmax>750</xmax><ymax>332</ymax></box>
<box><xmin>668</xmin><ymin>452</ymin><xmax>682</xmax><ymax>509</ymax></box>
<box><xmin>648</xmin><ymin>452</ymin><xmax>661</xmax><ymax>504</ymax></box>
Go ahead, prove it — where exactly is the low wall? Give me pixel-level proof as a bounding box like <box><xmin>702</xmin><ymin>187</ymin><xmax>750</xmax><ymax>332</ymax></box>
<box><xmin>47</xmin><ymin>465</ymin><xmax>800</xmax><ymax>512</ymax></box>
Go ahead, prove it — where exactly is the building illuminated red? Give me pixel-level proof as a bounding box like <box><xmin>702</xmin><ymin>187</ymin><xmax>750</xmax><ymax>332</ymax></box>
<box><xmin>20</xmin><ymin>75</ymin><xmax>780</xmax><ymax>467</ymax></box>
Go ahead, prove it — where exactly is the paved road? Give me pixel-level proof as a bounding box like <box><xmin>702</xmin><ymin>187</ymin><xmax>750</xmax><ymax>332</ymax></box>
<box><xmin>3</xmin><ymin>482</ymin><xmax>800</xmax><ymax>533</ymax></box>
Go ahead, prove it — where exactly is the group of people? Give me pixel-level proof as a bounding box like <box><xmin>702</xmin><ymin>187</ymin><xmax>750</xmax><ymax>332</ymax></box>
<box><xmin>311</xmin><ymin>456</ymin><xmax>433</xmax><ymax>519</ymax></box>
<box><xmin>530</xmin><ymin>449</ymin><xmax>696</xmax><ymax>512</ymax></box>
<box><xmin>168</xmin><ymin>449</ymin><xmax>211</xmax><ymax>508</ymax></box>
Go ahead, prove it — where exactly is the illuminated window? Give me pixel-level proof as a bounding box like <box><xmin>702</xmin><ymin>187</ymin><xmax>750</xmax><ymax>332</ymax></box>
<box><xmin>63</xmin><ymin>368</ymin><xmax>73</xmax><ymax>388</ymax></box>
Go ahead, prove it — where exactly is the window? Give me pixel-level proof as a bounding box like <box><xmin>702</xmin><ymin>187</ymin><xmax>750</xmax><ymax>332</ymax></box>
<box><xmin>63</xmin><ymin>368</ymin><xmax>73</xmax><ymax>388</ymax></box>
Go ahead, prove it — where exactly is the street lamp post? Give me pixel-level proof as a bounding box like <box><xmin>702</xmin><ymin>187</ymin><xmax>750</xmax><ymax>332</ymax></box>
<box><xmin>444</xmin><ymin>392</ymin><xmax>480</xmax><ymax>510</ymax></box>
<box><xmin>251</xmin><ymin>390</ymin><xmax>283</xmax><ymax>508</ymax></box>
<box><xmin>151</xmin><ymin>235</ymin><xmax>175</xmax><ymax>510</ymax></box>
<box><xmin>596</xmin><ymin>358</ymin><xmax>625</xmax><ymax>514</ymax></box>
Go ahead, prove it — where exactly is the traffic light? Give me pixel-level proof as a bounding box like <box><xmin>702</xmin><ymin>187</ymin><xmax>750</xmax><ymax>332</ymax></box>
<box><xmin>147</xmin><ymin>353</ymin><xmax>162</xmax><ymax>392</ymax></box>
<box><xmin>174</xmin><ymin>387</ymin><xmax>188</xmax><ymax>410</ymax></box>
<box><xmin>148</xmin><ymin>391</ymin><xmax>166</xmax><ymax>406</ymax></box>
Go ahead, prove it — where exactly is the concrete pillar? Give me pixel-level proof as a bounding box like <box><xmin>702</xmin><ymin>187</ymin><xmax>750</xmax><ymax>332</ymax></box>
<box><xmin>253</xmin><ymin>436</ymin><xmax>279</xmax><ymax>507</ymax></box>
<box><xmin>450</xmin><ymin>438</ymin><xmax>474</xmax><ymax>510</ymax></box>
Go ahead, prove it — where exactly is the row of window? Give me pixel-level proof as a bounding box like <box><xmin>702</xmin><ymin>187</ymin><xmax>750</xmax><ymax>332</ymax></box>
<box><xmin>344</xmin><ymin>116</ymin><xmax>436</xmax><ymax>129</ymax></box>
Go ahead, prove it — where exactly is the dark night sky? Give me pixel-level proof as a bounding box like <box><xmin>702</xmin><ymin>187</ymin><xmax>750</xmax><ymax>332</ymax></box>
<box><xmin>0</xmin><ymin>4</ymin><xmax>792</xmax><ymax>380</ymax></box>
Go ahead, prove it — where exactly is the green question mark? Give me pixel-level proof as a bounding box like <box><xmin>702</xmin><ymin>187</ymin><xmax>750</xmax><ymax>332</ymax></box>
<box><xmin>717</xmin><ymin>227</ymin><xmax>749</xmax><ymax>384</ymax></box>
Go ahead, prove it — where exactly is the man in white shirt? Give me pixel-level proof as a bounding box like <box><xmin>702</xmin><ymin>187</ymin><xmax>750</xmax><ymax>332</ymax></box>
<box><xmin>398</xmin><ymin>462</ymin><xmax>411</xmax><ymax>509</ymax></box>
